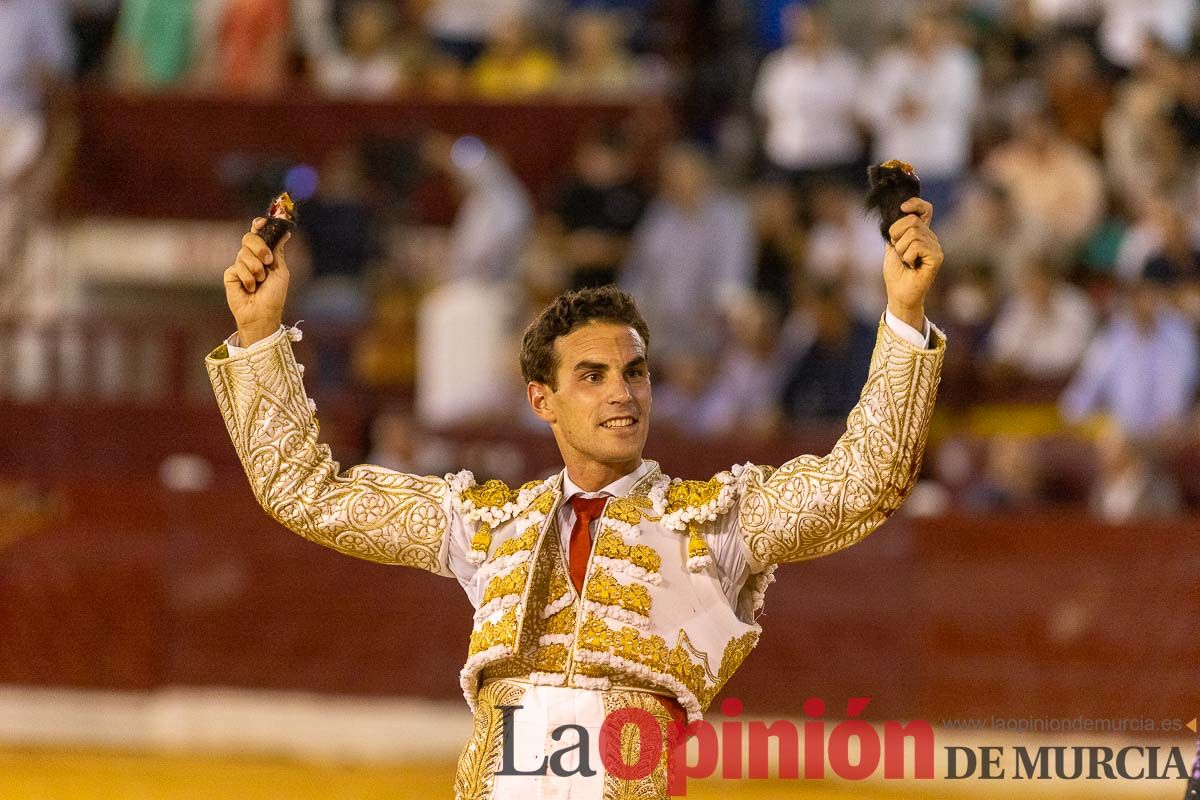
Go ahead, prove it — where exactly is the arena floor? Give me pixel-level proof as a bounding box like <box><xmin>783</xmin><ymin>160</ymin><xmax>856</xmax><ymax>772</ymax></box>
<box><xmin>0</xmin><ymin>748</ymin><xmax>1172</xmax><ymax>799</ymax></box>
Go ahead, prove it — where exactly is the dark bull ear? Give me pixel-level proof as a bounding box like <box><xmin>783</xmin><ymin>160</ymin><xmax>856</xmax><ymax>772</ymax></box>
<box><xmin>865</xmin><ymin>160</ymin><xmax>921</xmax><ymax>243</ymax></box>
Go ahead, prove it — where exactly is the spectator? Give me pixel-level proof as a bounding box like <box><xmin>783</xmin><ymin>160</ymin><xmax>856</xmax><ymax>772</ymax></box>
<box><xmin>425</xmin><ymin>0</ymin><xmax>534</xmax><ymax>64</ymax></box>
<box><xmin>557</xmin><ymin>10</ymin><xmax>637</xmax><ymax>99</ymax></box>
<box><xmin>211</xmin><ymin>0</ymin><xmax>290</xmax><ymax>95</ymax></box>
<box><xmin>1089</xmin><ymin>424</ymin><xmax>1183</xmax><ymax>523</ymax></box>
<box><xmin>552</xmin><ymin>128</ymin><xmax>646</xmax><ymax>290</ymax></box>
<box><xmin>857</xmin><ymin>9</ymin><xmax>980</xmax><ymax>213</ymax></box>
<box><xmin>468</xmin><ymin>14</ymin><xmax>558</xmax><ymax>98</ymax></box>
<box><xmin>652</xmin><ymin>347</ymin><xmax>714</xmax><ymax>433</ymax></box>
<box><xmin>314</xmin><ymin>0</ymin><xmax>413</xmax><ymax>98</ymax></box>
<box><xmin>753</xmin><ymin>5</ymin><xmax>864</xmax><ymax>188</ymax></box>
<box><xmin>1097</xmin><ymin>0</ymin><xmax>1195</xmax><ymax>71</ymax></box>
<box><xmin>750</xmin><ymin>180</ymin><xmax>805</xmax><ymax>317</ymax></box>
<box><xmin>1102</xmin><ymin>40</ymin><xmax>1184</xmax><ymax>207</ymax></box>
<box><xmin>781</xmin><ymin>282</ymin><xmax>877</xmax><ymax>420</ymax></box>
<box><xmin>1113</xmin><ymin>195</ymin><xmax>1199</xmax><ymax>283</ymax></box>
<box><xmin>1060</xmin><ymin>274</ymin><xmax>1198</xmax><ymax>443</ymax></box>
<box><xmin>694</xmin><ymin>293</ymin><xmax>790</xmax><ymax>437</ymax></box>
<box><xmin>0</xmin><ymin>0</ymin><xmax>72</xmax><ymax>294</ymax></box>
<box><xmin>1042</xmin><ymin>36</ymin><xmax>1111</xmax><ymax>153</ymax></box>
<box><xmin>938</xmin><ymin>179</ymin><xmax>1039</xmax><ymax>290</ymax></box>
<box><xmin>984</xmin><ymin>107</ymin><xmax>1105</xmax><ymax>258</ymax></box>
<box><xmin>290</xmin><ymin>147</ymin><xmax>382</xmax><ymax>392</ymax></box>
<box><xmin>111</xmin><ymin>0</ymin><xmax>198</xmax><ymax>90</ymax></box>
<box><xmin>0</xmin><ymin>0</ymin><xmax>71</xmax><ymax>178</ymax></box>
<box><xmin>986</xmin><ymin>259</ymin><xmax>1097</xmax><ymax>382</ymax></box>
<box><xmin>803</xmin><ymin>180</ymin><xmax>885</xmax><ymax>326</ymax></box>
<box><xmin>68</xmin><ymin>0</ymin><xmax>119</xmax><ymax>81</ymax></box>
<box><xmin>620</xmin><ymin>143</ymin><xmax>754</xmax><ymax>344</ymax></box>
<box><xmin>424</xmin><ymin>134</ymin><xmax>532</xmax><ymax>283</ymax></box>
<box><xmin>416</xmin><ymin>134</ymin><xmax>532</xmax><ymax>428</ymax></box>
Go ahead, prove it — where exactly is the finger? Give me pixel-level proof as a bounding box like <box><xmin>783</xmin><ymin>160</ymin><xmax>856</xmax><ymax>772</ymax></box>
<box><xmin>900</xmin><ymin>197</ymin><xmax>933</xmax><ymax>223</ymax></box>
<box><xmin>250</xmin><ymin>217</ymin><xmax>266</xmax><ymax>233</ymax></box>
<box><xmin>271</xmin><ymin>231</ymin><xmax>291</xmax><ymax>267</ymax></box>
<box><xmin>241</xmin><ymin>232</ymin><xmax>273</xmax><ymax>264</ymax></box>
<box><xmin>233</xmin><ymin>263</ymin><xmax>257</xmax><ymax>292</ymax></box>
<box><xmin>887</xmin><ymin>213</ymin><xmax>925</xmax><ymax>243</ymax></box>
<box><xmin>899</xmin><ymin>239</ymin><xmax>932</xmax><ymax>268</ymax></box>
<box><xmin>893</xmin><ymin>227</ymin><xmax>922</xmax><ymax>255</ymax></box>
<box><xmin>237</xmin><ymin>251</ymin><xmax>267</xmax><ymax>282</ymax></box>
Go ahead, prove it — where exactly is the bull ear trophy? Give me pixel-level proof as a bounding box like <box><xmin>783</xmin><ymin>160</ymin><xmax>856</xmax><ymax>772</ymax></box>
<box><xmin>259</xmin><ymin>192</ymin><xmax>298</xmax><ymax>249</ymax></box>
<box><xmin>865</xmin><ymin>160</ymin><xmax>923</xmax><ymax>269</ymax></box>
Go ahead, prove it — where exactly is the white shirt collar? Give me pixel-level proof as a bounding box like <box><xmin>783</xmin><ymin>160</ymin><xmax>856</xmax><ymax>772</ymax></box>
<box><xmin>561</xmin><ymin>460</ymin><xmax>652</xmax><ymax>500</ymax></box>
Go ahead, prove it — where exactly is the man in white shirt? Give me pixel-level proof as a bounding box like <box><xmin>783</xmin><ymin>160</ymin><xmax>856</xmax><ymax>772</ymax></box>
<box><xmin>858</xmin><ymin>11</ymin><xmax>979</xmax><ymax>214</ymax></box>
<box><xmin>209</xmin><ymin>195</ymin><xmax>946</xmax><ymax>797</ymax></box>
<box><xmin>753</xmin><ymin>6</ymin><xmax>864</xmax><ymax>185</ymax></box>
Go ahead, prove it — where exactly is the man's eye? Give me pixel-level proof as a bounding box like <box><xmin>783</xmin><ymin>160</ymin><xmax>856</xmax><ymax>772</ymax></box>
<box><xmin>584</xmin><ymin>373</ymin><xmax>602</xmax><ymax>383</ymax></box>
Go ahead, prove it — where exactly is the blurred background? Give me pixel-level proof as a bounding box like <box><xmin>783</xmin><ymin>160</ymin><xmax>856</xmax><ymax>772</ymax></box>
<box><xmin>0</xmin><ymin>0</ymin><xmax>1198</xmax><ymax>797</ymax></box>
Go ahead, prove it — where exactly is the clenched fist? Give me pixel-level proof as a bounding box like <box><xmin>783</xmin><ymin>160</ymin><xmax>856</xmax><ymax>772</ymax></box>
<box><xmin>882</xmin><ymin>197</ymin><xmax>942</xmax><ymax>332</ymax></box>
<box><xmin>224</xmin><ymin>217</ymin><xmax>291</xmax><ymax>347</ymax></box>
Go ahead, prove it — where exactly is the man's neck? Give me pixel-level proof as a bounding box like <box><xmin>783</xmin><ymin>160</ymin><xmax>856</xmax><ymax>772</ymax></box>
<box><xmin>564</xmin><ymin>459</ymin><xmax>643</xmax><ymax>492</ymax></box>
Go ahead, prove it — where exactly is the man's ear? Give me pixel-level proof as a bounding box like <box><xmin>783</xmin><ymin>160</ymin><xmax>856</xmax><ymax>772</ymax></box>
<box><xmin>527</xmin><ymin>381</ymin><xmax>557</xmax><ymax>424</ymax></box>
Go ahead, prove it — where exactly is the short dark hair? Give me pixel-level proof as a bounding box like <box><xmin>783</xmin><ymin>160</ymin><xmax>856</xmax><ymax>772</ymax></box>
<box><xmin>520</xmin><ymin>286</ymin><xmax>650</xmax><ymax>387</ymax></box>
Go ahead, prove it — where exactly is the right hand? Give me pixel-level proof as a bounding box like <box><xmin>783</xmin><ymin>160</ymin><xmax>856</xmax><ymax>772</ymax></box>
<box><xmin>224</xmin><ymin>218</ymin><xmax>291</xmax><ymax>346</ymax></box>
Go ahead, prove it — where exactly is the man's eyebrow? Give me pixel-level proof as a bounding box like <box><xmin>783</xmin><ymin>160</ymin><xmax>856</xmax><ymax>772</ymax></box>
<box><xmin>572</xmin><ymin>360</ymin><xmax>610</xmax><ymax>373</ymax></box>
<box><xmin>624</xmin><ymin>356</ymin><xmax>648</xmax><ymax>371</ymax></box>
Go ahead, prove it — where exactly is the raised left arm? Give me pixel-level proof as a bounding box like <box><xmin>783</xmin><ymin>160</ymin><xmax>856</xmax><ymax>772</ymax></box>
<box><xmin>737</xmin><ymin>197</ymin><xmax>945</xmax><ymax>568</ymax></box>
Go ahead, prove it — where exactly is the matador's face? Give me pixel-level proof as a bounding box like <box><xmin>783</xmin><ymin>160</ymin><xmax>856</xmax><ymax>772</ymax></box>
<box><xmin>529</xmin><ymin>322</ymin><xmax>652</xmax><ymax>476</ymax></box>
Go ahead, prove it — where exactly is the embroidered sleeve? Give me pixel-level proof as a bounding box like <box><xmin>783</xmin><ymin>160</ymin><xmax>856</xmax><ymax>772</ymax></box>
<box><xmin>205</xmin><ymin>327</ymin><xmax>454</xmax><ymax>575</ymax></box>
<box><xmin>737</xmin><ymin>320</ymin><xmax>945</xmax><ymax>569</ymax></box>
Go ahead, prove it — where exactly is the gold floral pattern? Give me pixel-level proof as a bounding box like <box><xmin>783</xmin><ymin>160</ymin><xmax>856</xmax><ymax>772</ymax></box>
<box><xmin>469</xmin><ymin>606</ymin><xmax>519</xmax><ymax>657</ymax></box>
<box><xmin>206</xmin><ymin>334</ymin><xmax>450</xmax><ymax>574</ymax></box>
<box><xmin>454</xmin><ymin>679</ymin><xmax>527</xmax><ymax>800</ymax></box>
<box><xmin>594</xmin><ymin>530</ymin><xmax>662</xmax><ymax>573</ymax></box>
<box><xmin>493</xmin><ymin>525</ymin><xmax>540</xmax><ymax>559</ymax></box>
<box><xmin>664</xmin><ymin>479</ymin><xmax>721</xmax><ymax>514</ymax></box>
<box><xmin>585</xmin><ymin>569</ymin><xmax>652</xmax><ymax>618</ymax></box>
<box><xmin>738</xmin><ymin>321</ymin><xmax>944</xmax><ymax>566</ymax></box>
<box><xmin>603</xmin><ymin>496</ymin><xmax>654</xmax><ymax>524</ymax></box>
<box><xmin>600</xmin><ymin>690</ymin><xmax>675</xmax><ymax>799</ymax></box>
<box><xmin>481</xmin><ymin>564</ymin><xmax>530</xmax><ymax>606</ymax></box>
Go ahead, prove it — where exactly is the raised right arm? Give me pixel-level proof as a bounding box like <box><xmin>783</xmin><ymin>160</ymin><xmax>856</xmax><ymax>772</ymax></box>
<box><xmin>211</xmin><ymin>215</ymin><xmax>454</xmax><ymax>574</ymax></box>
<box><xmin>205</xmin><ymin>329</ymin><xmax>455</xmax><ymax>575</ymax></box>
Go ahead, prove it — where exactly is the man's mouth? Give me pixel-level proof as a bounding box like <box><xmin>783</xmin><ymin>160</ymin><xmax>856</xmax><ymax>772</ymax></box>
<box><xmin>600</xmin><ymin>417</ymin><xmax>637</xmax><ymax>429</ymax></box>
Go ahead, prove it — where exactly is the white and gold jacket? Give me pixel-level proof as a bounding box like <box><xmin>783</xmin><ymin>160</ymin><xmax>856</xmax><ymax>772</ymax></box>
<box><xmin>205</xmin><ymin>318</ymin><xmax>945</xmax><ymax>722</ymax></box>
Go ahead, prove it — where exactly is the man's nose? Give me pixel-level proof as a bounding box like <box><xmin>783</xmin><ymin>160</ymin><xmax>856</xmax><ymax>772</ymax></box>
<box><xmin>608</xmin><ymin>376</ymin><xmax>633</xmax><ymax>403</ymax></box>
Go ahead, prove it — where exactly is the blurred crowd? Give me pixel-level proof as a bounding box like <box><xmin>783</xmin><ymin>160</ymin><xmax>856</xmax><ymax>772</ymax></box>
<box><xmin>4</xmin><ymin>0</ymin><xmax>1200</xmax><ymax>520</ymax></box>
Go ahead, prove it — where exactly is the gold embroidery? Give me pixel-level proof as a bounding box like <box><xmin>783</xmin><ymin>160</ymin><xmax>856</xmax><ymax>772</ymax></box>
<box><xmin>604</xmin><ymin>496</ymin><xmax>653</xmax><ymax>524</ymax></box>
<box><xmin>685</xmin><ymin>521</ymin><xmax>710</xmax><ymax>562</ymax></box>
<box><xmin>544</xmin><ymin>607</ymin><xmax>576</xmax><ymax>636</ymax></box>
<box><xmin>579</xmin><ymin>615</ymin><xmax>717</xmax><ymax>706</ymax></box>
<box><xmin>714</xmin><ymin>631</ymin><xmax>759</xmax><ymax>693</ymax></box>
<box><xmin>205</xmin><ymin>335</ymin><xmax>450</xmax><ymax>574</ymax></box>
<box><xmin>470</xmin><ymin>522</ymin><xmax>493</xmax><ymax>556</ymax></box>
<box><xmin>469</xmin><ymin>606</ymin><xmax>519</xmax><ymax>656</ymax></box>
<box><xmin>665</xmin><ymin>479</ymin><xmax>721</xmax><ymax>514</ymax></box>
<box><xmin>533</xmin><ymin>643</ymin><xmax>569</xmax><ymax>672</ymax></box>
<box><xmin>529</xmin><ymin>488</ymin><xmax>557</xmax><ymax>515</ymax></box>
<box><xmin>462</xmin><ymin>479</ymin><xmax>518</xmax><ymax>511</ymax></box>
<box><xmin>595</xmin><ymin>529</ymin><xmax>662</xmax><ymax>573</ymax></box>
<box><xmin>454</xmin><ymin>679</ymin><xmax>527</xmax><ymax>800</ymax></box>
<box><xmin>738</xmin><ymin>321</ymin><xmax>944</xmax><ymax>566</ymax></box>
<box><xmin>600</xmin><ymin>690</ymin><xmax>674</xmax><ymax>799</ymax></box>
<box><xmin>481</xmin><ymin>564</ymin><xmax>529</xmax><ymax>606</ymax></box>
<box><xmin>493</xmin><ymin>524</ymin><xmax>540</xmax><ymax>559</ymax></box>
<box><xmin>585</xmin><ymin>569</ymin><xmax>651</xmax><ymax>618</ymax></box>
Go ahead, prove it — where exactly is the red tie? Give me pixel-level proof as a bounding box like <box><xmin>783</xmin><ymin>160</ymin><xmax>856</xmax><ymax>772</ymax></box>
<box><xmin>568</xmin><ymin>495</ymin><xmax>608</xmax><ymax>593</ymax></box>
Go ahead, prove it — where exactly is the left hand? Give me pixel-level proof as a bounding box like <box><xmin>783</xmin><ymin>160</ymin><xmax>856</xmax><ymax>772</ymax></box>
<box><xmin>883</xmin><ymin>197</ymin><xmax>942</xmax><ymax>330</ymax></box>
